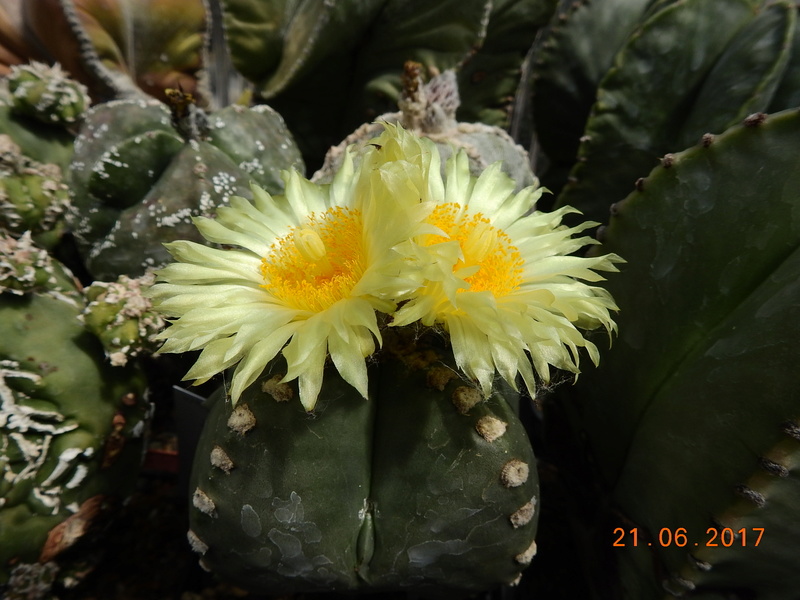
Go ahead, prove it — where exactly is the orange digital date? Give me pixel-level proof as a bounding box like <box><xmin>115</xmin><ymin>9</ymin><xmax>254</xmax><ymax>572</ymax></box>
<box><xmin>613</xmin><ymin>527</ymin><xmax>764</xmax><ymax>547</ymax></box>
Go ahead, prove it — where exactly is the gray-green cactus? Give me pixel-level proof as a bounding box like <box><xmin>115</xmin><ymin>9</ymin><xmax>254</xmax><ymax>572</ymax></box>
<box><xmin>556</xmin><ymin>109</ymin><xmax>800</xmax><ymax>600</ymax></box>
<box><xmin>5</xmin><ymin>61</ymin><xmax>90</xmax><ymax>126</ymax></box>
<box><xmin>67</xmin><ymin>97</ymin><xmax>304</xmax><ymax>279</ymax></box>
<box><xmin>313</xmin><ymin>63</ymin><xmax>536</xmax><ymax>191</ymax></box>
<box><xmin>188</xmin><ymin>330</ymin><xmax>539</xmax><ymax>594</ymax></box>
<box><xmin>0</xmin><ymin>231</ymin><xmax>150</xmax><ymax>591</ymax></box>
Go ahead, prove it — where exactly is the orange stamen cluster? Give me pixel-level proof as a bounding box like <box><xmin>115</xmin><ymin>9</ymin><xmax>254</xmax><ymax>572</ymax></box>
<box><xmin>426</xmin><ymin>203</ymin><xmax>523</xmax><ymax>296</ymax></box>
<box><xmin>260</xmin><ymin>207</ymin><xmax>365</xmax><ymax>312</ymax></box>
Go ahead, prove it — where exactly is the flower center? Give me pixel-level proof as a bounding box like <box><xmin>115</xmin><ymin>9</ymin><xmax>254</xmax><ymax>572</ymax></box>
<box><xmin>426</xmin><ymin>203</ymin><xmax>523</xmax><ymax>296</ymax></box>
<box><xmin>260</xmin><ymin>207</ymin><xmax>365</xmax><ymax>312</ymax></box>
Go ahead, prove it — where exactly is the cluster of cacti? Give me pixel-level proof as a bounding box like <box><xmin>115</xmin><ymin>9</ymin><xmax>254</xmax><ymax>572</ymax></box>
<box><xmin>0</xmin><ymin>230</ymin><xmax>150</xmax><ymax>593</ymax></box>
<box><xmin>0</xmin><ymin>0</ymin><xmax>798</xmax><ymax>598</ymax></box>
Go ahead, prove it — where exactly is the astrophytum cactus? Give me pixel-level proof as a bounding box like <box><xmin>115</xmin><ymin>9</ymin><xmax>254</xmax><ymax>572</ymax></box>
<box><xmin>149</xmin><ymin>124</ymin><xmax>620</xmax><ymax>593</ymax></box>
<box><xmin>187</xmin><ymin>334</ymin><xmax>539</xmax><ymax>594</ymax></box>
<box><xmin>523</xmin><ymin>0</ymin><xmax>800</xmax><ymax>596</ymax></box>
<box><xmin>0</xmin><ymin>231</ymin><xmax>150</xmax><ymax>593</ymax></box>
<box><xmin>67</xmin><ymin>96</ymin><xmax>304</xmax><ymax>279</ymax></box>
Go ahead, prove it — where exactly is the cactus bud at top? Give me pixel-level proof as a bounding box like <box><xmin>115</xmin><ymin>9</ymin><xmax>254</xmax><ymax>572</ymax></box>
<box><xmin>5</xmin><ymin>62</ymin><xmax>90</xmax><ymax>126</ymax></box>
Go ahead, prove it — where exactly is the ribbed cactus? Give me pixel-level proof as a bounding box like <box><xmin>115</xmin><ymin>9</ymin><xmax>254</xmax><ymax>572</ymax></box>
<box><xmin>558</xmin><ymin>109</ymin><xmax>800</xmax><ymax>600</ymax></box>
<box><xmin>0</xmin><ymin>231</ymin><xmax>150</xmax><ymax>593</ymax></box>
<box><xmin>67</xmin><ymin>97</ymin><xmax>304</xmax><ymax>279</ymax></box>
<box><xmin>525</xmin><ymin>0</ymin><xmax>800</xmax><ymax>598</ymax></box>
<box><xmin>149</xmin><ymin>121</ymin><xmax>619</xmax><ymax>595</ymax></box>
<box><xmin>0</xmin><ymin>134</ymin><xmax>71</xmax><ymax>250</ymax></box>
<box><xmin>188</xmin><ymin>332</ymin><xmax>539</xmax><ymax>593</ymax></box>
<box><xmin>0</xmin><ymin>0</ymin><xmax>798</xmax><ymax>597</ymax></box>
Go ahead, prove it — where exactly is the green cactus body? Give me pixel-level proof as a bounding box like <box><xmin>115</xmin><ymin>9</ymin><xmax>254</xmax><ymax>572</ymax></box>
<box><xmin>529</xmin><ymin>0</ymin><xmax>654</xmax><ymax>166</ymax></box>
<box><xmin>0</xmin><ymin>232</ymin><xmax>150</xmax><ymax>589</ymax></box>
<box><xmin>188</xmin><ymin>330</ymin><xmax>539</xmax><ymax>594</ymax></box>
<box><xmin>21</xmin><ymin>0</ymin><xmax>207</xmax><ymax>102</ymax></box>
<box><xmin>0</xmin><ymin>135</ymin><xmax>71</xmax><ymax>250</ymax></box>
<box><xmin>565</xmin><ymin>109</ymin><xmax>800</xmax><ymax>598</ymax></box>
<box><xmin>68</xmin><ymin>98</ymin><xmax>304</xmax><ymax>279</ymax></box>
<box><xmin>5</xmin><ymin>62</ymin><xmax>90</xmax><ymax>126</ymax></box>
<box><xmin>455</xmin><ymin>0</ymin><xmax>557</xmax><ymax>130</ymax></box>
<box><xmin>80</xmin><ymin>273</ymin><xmax>165</xmax><ymax>367</ymax></box>
<box><xmin>0</xmin><ymin>105</ymin><xmax>75</xmax><ymax>173</ymax></box>
<box><xmin>552</xmin><ymin>0</ymin><xmax>795</xmax><ymax>225</ymax></box>
<box><xmin>313</xmin><ymin>67</ymin><xmax>536</xmax><ymax>192</ymax></box>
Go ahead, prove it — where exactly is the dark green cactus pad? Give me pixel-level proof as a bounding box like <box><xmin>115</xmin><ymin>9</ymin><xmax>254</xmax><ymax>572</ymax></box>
<box><xmin>563</xmin><ymin>109</ymin><xmax>800</xmax><ymax>598</ymax></box>
<box><xmin>553</xmin><ymin>0</ymin><xmax>783</xmax><ymax>226</ymax></box>
<box><xmin>453</xmin><ymin>0</ymin><xmax>558</xmax><ymax>129</ymax></box>
<box><xmin>0</xmin><ymin>273</ymin><xmax>149</xmax><ymax>586</ymax></box>
<box><xmin>188</xmin><ymin>330</ymin><xmax>539</xmax><ymax>594</ymax></box>
<box><xmin>68</xmin><ymin>98</ymin><xmax>304</xmax><ymax>279</ymax></box>
<box><xmin>529</xmin><ymin>0</ymin><xmax>653</xmax><ymax>165</ymax></box>
<box><xmin>220</xmin><ymin>0</ymin><xmax>497</xmax><ymax>163</ymax></box>
<box><xmin>672</xmin><ymin>1</ymin><xmax>796</xmax><ymax>149</ymax></box>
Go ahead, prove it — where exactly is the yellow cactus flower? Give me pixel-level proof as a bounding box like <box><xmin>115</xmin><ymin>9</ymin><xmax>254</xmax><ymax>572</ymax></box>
<box><xmin>391</xmin><ymin>151</ymin><xmax>623</xmax><ymax>399</ymax></box>
<box><xmin>149</xmin><ymin>125</ymin><xmax>441</xmax><ymax>410</ymax></box>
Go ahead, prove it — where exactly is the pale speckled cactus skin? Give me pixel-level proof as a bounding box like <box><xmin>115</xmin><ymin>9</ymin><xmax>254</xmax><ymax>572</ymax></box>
<box><xmin>0</xmin><ymin>233</ymin><xmax>150</xmax><ymax>591</ymax></box>
<box><xmin>188</xmin><ymin>330</ymin><xmax>539</xmax><ymax>594</ymax></box>
<box><xmin>523</xmin><ymin>0</ymin><xmax>800</xmax><ymax>596</ymax></box>
<box><xmin>67</xmin><ymin>97</ymin><xmax>304</xmax><ymax>279</ymax></box>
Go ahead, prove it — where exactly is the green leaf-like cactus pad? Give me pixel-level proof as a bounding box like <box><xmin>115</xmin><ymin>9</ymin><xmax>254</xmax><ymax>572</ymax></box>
<box><xmin>188</xmin><ymin>331</ymin><xmax>539</xmax><ymax>593</ymax></box>
<box><xmin>568</xmin><ymin>108</ymin><xmax>800</xmax><ymax>598</ymax></box>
